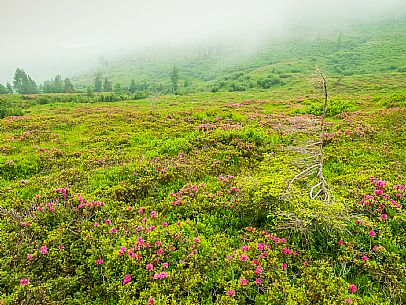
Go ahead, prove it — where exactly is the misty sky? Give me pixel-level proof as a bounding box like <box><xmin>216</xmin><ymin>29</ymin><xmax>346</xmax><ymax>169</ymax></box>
<box><xmin>1</xmin><ymin>0</ymin><xmax>405</xmax><ymax>83</ymax></box>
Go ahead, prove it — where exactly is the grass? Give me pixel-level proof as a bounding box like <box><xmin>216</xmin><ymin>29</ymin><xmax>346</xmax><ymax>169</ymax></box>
<box><xmin>0</xmin><ymin>88</ymin><xmax>405</xmax><ymax>304</ymax></box>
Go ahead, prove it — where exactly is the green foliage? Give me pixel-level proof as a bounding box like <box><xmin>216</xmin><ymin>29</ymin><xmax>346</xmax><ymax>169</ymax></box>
<box><xmin>13</xmin><ymin>68</ymin><xmax>38</xmax><ymax>94</ymax></box>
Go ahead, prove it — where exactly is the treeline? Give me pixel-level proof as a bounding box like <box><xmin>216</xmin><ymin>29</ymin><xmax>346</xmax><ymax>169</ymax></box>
<box><xmin>0</xmin><ymin>67</ymin><xmax>184</xmax><ymax>96</ymax></box>
<box><xmin>0</xmin><ymin>68</ymin><xmax>75</xmax><ymax>95</ymax></box>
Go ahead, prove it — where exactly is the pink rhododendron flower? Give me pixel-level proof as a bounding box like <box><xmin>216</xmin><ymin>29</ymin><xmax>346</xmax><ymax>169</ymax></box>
<box><xmin>282</xmin><ymin>263</ymin><xmax>287</xmax><ymax>270</ymax></box>
<box><xmin>338</xmin><ymin>240</ymin><xmax>344</xmax><ymax>245</ymax></box>
<box><xmin>349</xmin><ymin>284</ymin><xmax>357</xmax><ymax>293</ymax></box>
<box><xmin>40</xmin><ymin>246</ymin><xmax>48</xmax><ymax>254</ymax></box>
<box><xmin>255</xmin><ymin>278</ymin><xmax>262</xmax><ymax>285</ymax></box>
<box><xmin>94</xmin><ymin>222</ymin><xmax>99</xmax><ymax>227</ymax></box>
<box><xmin>150</xmin><ymin>211</ymin><xmax>156</xmax><ymax>219</ymax></box>
<box><xmin>122</xmin><ymin>274</ymin><xmax>131</xmax><ymax>285</ymax></box>
<box><xmin>148</xmin><ymin>298</ymin><xmax>155</xmax><ymax>305</ymax></box>
<box><xmin>163</xmin><ymin>262</ymin><xmax>169</xmax><ymax>268</ymax></box>
<box><xmin>110</xmin><ymin>227</ymin><xmax>117</xmax><ymax>233</ymax></box>
<box><xmin>194</xmin><ymin>237</ymin><xmax>200</xmax><ymax>243</ymax></box>
<box><xmin>162</xmin><ymin>222</ymin><xmax>168</xmax><ymax>227</ymax></box>
<box><xmin>242</xmin><ymin>245</ymin><xmax>249</xmax><ymax>251</ymax></box>
<box><xmin>105</xmin><ymin>219</ymin><xmax>112</xmax><ymax>225</ymax></box>
<box><xmin>381</xmin><ymin>214</ymin><xmax>388</xmax><ymax>220</ymax></box>
<box><xmin>138</xmin><ymin>207</ymin><xmax>144</xmax><ymax>214</ymax></box>
<box><xmin>20</xmin><ymin>278</ymin><xmax>30</xmax><ymax>286</ymax></box>
<box><xmin>258</xmin><ymin>243</ymin><xmax>265</xmax><ymax>250</ymax></box>
<box><xmin>240</xmin><ymin>254</ymin><xmax>248</xmax><ymax>261</ymax></box>
<box><xmin>374</xmin><ymin>189</ymin><xmax>383</xmax><ymax>195</ymax></box>
<box><xmin>345</xmin><ymin>299</ymin><xmax>352</xmax><ymax>303</ymax></box>
<box><xmin>362</xmin><ymin>255</ymin><xmax>369</xmax><ymax>261</ymax></box>
<box><xmin>227</xmin><ymin>290</ymin><xmax>235</xmax><ymax>296</ymax></box>
<box><xmin>254</xmin><ymin>266</ymin><xmax>263</xmax><ymax>275</ymax></box>
<box><xmin>303</xmin><ymin>261</ymin><xmax>309</xmax><ymax>266</ymax></box>
<box><xmin>240</xmin><ymin>278</ymin><xmax>248</xmax><ymax>286</ymax></box>
<box><xmin>153</xmin><ymin>272</ymin><xmax>168</xmax><ymax>280</ymax></box>
<box><xmin>58</xmin><ymin>245</ymin><xmax>64</xmax><ymax>250</ymax></box>
<box><xmin>146</xmin><ymin>263</ymin><xmax>154</xmax><ymax>271</ymax></box>
<box><xmin>369</xmin><ymin>230</ymin><xmax>376</xmax><ymax>237</ymax></box>
<box><xmin>96</xmin><ymin>259</ymin><xmax>104</xmax><ymax>265</ymax></box>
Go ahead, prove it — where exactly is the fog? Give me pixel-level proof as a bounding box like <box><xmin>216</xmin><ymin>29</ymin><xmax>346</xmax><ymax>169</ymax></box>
<box><xmin>1</xmin><ymin>0</ymin><xmax>405</xmax><ymax>83</ymax></box>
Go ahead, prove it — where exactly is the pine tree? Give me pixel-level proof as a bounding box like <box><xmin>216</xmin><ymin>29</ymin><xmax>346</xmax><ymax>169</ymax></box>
<box><xmin>53</xmin><ymin>75</ymin><xmax>64</xmax><ymax>93</ymax></box>
<box><xmin>129</xmin><ymin>79</ymin><xmax>136</xmax><ymax>94</ymax></box>
<box><xmin>0</xmin><ymin>83</ymin><xmax>6</xmax><ymax>94</ymax></box>
<box><xmin>170</xmin><ymin>65</ymin><xmax>179</xmax><ymax>93</ymax></box>
<box><xmin>6</xmin><ymin>82</ymin><xmax>13</xmax><ymax>94</ymax></box>
<box><xmin>64</xmin><ymin>78</ymin><xmax>75</xmax><ymax>93</ymax></box>
<box><xmin>13</xmin><ymin>68</ymin><xmax>38</xmax><ymax>94</ymax></box>
<box><xmin>94</xmin><ymin>73</ymin><xmax>103</xmax><ymax>92</ymax></box>
<box><xmin>113</xmin><ymin>83</ymin><xmax>122</xmax><ymax>95</ymax></box>
<box><xmin>103</xmin><ymin>78</ymin><xmax>112</xmax><ymax>92</ymax></box>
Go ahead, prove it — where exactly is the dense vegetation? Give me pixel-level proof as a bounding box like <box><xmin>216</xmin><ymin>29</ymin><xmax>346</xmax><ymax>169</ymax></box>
<box><xmin>0</xmin><ymin>15</ymin><xmax>405</xmax><ymax>305</ymax></box>
<box><xmin>0</xmin><ymin>88</ymin><xmax>405</xmax><ymax>304</ymax></box>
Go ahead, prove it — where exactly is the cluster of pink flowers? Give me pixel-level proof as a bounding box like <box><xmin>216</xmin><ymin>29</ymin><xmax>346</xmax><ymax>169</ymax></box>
<box><xmin>40</xmin><ymin>246</ymin><xmax>48</xmax><ymax>255</ymax></box>
<box><xmin>20</xmin><ymin>278</ymin><xmax>30</xmax><ymax>286</ymax></box>
<box><xmin>349</xmin><ymin>284</ymin><xmax>357</xmax><ymax>293</ymax></box>
<box><xmin>282</xmin><ymin>247</ymin><xmax>297</xmax><ymax>255</ymax></box>
<box><xmin>122</xmin><ymin>274</ymin><xmax>131</xmax><ymax>285</ymax></box>
<box><xmin>153</xmin><ymin>272</ymin><xmax>168</xmax><ymax>280</ymax></box>
<box><xmin>96</xmin><ymin>259</ymin><xmax>104</xmax><ymax>265</ymax></box>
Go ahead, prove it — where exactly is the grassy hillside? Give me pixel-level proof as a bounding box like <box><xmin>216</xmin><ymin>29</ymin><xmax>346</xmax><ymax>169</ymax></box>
<box><xmin>0</xmin><ymin>90</ymin><xmax>405</xmax><ymax>304</ymax></box>
<box><xmin>72</xmin><ymin>17</ymin><xmax>406</xmax><ymax>95</ymax></box>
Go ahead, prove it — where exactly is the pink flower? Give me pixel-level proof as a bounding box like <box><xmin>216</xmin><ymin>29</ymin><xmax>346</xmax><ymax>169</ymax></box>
<box><xmin>40</xmin><ymin>246</ymin><xmax>48</xmax><ymax>255</ymax></box>
<box><xmin>105</xmin><ymin>219</ymin><xmax>112</xmax><ymax>225</ymax></box>
<box><xmin>369</xmin><ymin>230</ymin><xmax>376</xmax><ymax>237</ymax></box>
<box><xmin>381</xmin><ymin>214</ymin><xmax>388</xmax><ymax>221</ymax></box>
<box><xmin>58</xmin><ymin>245</ymin><xmax>64</xmax><ymax>250</ymax></box>
<box><xmin>338</xmin><ymin>240</ymin><xmax>344</xmax><ymax>245</ymax></box>
<box><xmin>240</xmin><ymin>278</ymin><xmax>248</xmax><ymax>286</ymax></box>
<box><xmin>138</xmin><ymin>207</ymin><xmax>145</xmax><ymax>214</ymax></box>
<box><xmin>122</xmin><ymin>274</ymin><xmax>131</xmax><ymax>285</ymax></box>
<box><xmin>148</xmin><ymin>298</ymin><xmax>155</xmax><ymax>305</ymax></box>
<box><xmin>96</xmin><ymin>259</ymin><xmax>104</xmax><ymax>265</ymax></box>
<box><xmin>162</xmin><ymin>222</ymin><xmax>168</xmax><ymax>227</ymax></box>
<box><xmin>227</xmin><ymin>290</ymin><xmax>235</xmax><ymax>296</ymax></box>
<box><xmin>255</xmin><ymin>278</ymin><xmax>262</xmax><ymax>285</ymax></box>
<box><xmin>146</xmin><ymin>263</ymin><xmax>154</xmax><ymax>271</ymax></box>
<box><xmin>257</xmin><ymin>243</ymin><xmax>265</xmax><ymax>250</ymax></box>
<box><xmin>27</xmin><ymin>253</ymin><xmax>33</xmax><ymax>261</ymax></box>
<box><xmin>282</xmin><ymin>263</ymin><xmax>287</xmax><ymax>270</ymax></box>
<box><xmin>153</xmin><ymin>272</ymin><xmax>168</xmax><ymax>280</ymax></box>
<box><xmin>362</xmin><ymin>255</ymin><xmax>369</xmax><ymax>261</ymax></box>
<box><xmin>254</xmin><ymin>266</ymin><xmax>263</xmax><ymax>275</ymax></box>
<box><xmin>94</xmin><ymin>222</ymin><xmax>99</xmax><ymax>227</ymax></box>
<box><xmin>349</xmin><ymin>284</ymin><xmax>357</xmax><ymax>293</ymax></box>
<box><xmin>374</xmin><ymin>189</ymin><xmax>383</xmax><ymax>195</ymax></box>
<box><xmin>194</xmin><ymin>237</ymin><xmax>200</xmax><ymax>243</ymax></box>
<box><xmin>118</xmin><ymin>246</ymin><xmax>126</xmax><ymax>256</ymax></box>
<box><xmin>110</xmin><ymin>227</ymin><xmax>117</xmax><ymax>234</ymax></box>
<box><xmin>20</xmin><ymin>278</ymin><xmax>30</xmax><ymax>286</ymax></box>
<box><xmin>303</xmin><ymin>261</ymin><xmax>309</xmax><ymax>266</ymax></box>
<box><xmin>163</xmin><ymin>262</ymin><xmax>169</xmax><ymax>268</ymax></box>
<box><xmin>157</xmin><ymin>248</ymin><xmax>164</xmax><ymax>255</ymax></box>
<box><xmin>242</xmin><ymin>245</ymin><xmax>249</xmax><ymax>251</ymax></box>
<box><xmin>150</xmin><ymin>211</ymin><xmax>156</xmax><ymax>219</ymax></box>
<box><xmin>345</xmin><ymin>299</ymin><xmax>352</xmax><ymax>303</ymax></box>
<box><xmin>240</xmin><ymin>254</ymin><xmax>248</xmax><ymax>261</ymax></box>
